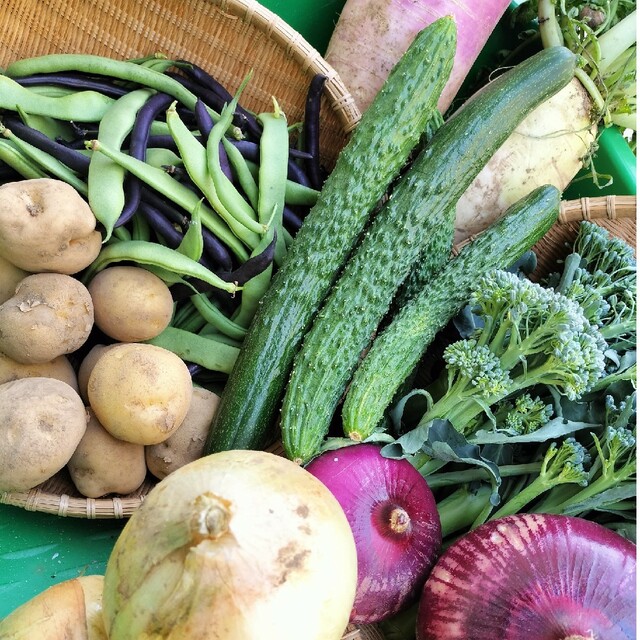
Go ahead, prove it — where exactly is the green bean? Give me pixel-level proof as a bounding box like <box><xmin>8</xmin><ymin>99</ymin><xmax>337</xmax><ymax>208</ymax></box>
<box><xmin>81</xmin><ymin>239</ymin><xmax>240</xmax><ymax>294</ymax></box>
<box><xmin>5</xmin><ymin>54</ymin><xmax>243</xmax><ymax>137</ymax></box>
<box><xmin>221</xmin><ymin>137</ymin><xmax>259</xmax><ymax>209</ymax></box>
<box><xmin>19</xmin><ymin>85</ymin><xmax>79</xmax><ymax>98</ymax></box>
<box><xmin>0</xmin><ymin>75</ymin><xmax>115</xmax><ymax>121</ymax></box>
<box><xmin>0</xmin><ymin>139</ymin><xmax>48</xmax><ymax>179</ymax></box>
<box><xmin>198</xmin><ymin>325</ymin><xmax>243</xmax><ymax>349</ymax></box>
<box><xmin>0</xmin><ymin>123</ymin><xmax>88</xmax><ymax>194</ymax></box>
<box><xmin>89</xmin><ymin>88</ymin><xmax>155</xmax><ymax>240</ymax></box>
<box><xmin>146</xmin><ymin>326</ymin><xmax>240</xmax><ymax>374</ymax></box>
<box><xmin>165</xmin><ymin>103</ymin><xmax>264</xmax><ymax>247</ymax></box>
<box><xmin>231</xmin><ymin>228</ymin><xmax>275</xmax><ymax>328</ymax></box>
<box><xmin>131</xmin><ymin>212</ymin><xmax>151</xmax><ymax>242</ymax></box>
<box><xmin>87</xmin><ymin>138</ymin><xmax>249</xmax><ymax>262</ymax></box>
<box><xmin>257</xmin><ymin>99</ymin><xmax>289</xmax><ymax>264</ymax></box>
<box><xmin>190</xmin><ymin>293</ymin><xmax>248</xmax><ymax>341</ymax></box>
<box><xmin>177</xmin><ymin>198</ymin><xmax>204</xmax><ymax>261</ymax></box>
<box><xmin>205</xmin><ymin>76</ymin><xmax>261</xmax><ymax>235</ymax></box>
<box><xmin>112</xmin><ymin>226</ymin><xmax>132</xmax><ymax>242</ymax></box>
<box><xmin>173</xmin><ymin>301</ymin><xmax>209</xmax><ymax>334</ymax></box>
<box><xmin>15</xmin><ymin>107</ymin><xmax>75</xmax><ymax>142</ymax></box>
<box><xmin>244</xmin><ymin>159</ymin><xmax>319</xmax><ymax>206</ymax></box>
<box><xmin>144</xmin><ymin>147</ymin><xmax>183</xmax><ymax>169</ymax></box>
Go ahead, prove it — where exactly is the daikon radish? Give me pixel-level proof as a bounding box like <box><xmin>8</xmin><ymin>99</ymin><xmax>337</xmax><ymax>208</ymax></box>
<box><xmin>325</xmin><ymin>0</ymin><xmax>512</xmax><ymax>114</ymax></box>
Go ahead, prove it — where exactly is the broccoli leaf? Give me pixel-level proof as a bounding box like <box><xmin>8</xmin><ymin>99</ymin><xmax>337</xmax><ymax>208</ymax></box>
<box><xmin>382</xmin><ymin>418</ymin><xmax>502</xmax><ymax>505</ymax></box>
<box><xmin>470</xmin><ymin>416</ymin><xmax>600</xmax><ymax>445</ymax></box>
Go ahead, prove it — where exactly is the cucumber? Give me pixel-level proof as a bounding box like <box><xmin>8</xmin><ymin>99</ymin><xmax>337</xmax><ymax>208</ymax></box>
<box><xmin>342</xmin><ymin>184</ymin><xmax>562</xmax><ymax>443</ymax></box>
<box><xmin>280</xmin><ymin>46</ymin><xmax>576</xmax><ymax>464</ymax></box>
<box><xmin>203</xmin><ymin>17</ymin><xmax>458</xmax><ymax>454</ymax></box>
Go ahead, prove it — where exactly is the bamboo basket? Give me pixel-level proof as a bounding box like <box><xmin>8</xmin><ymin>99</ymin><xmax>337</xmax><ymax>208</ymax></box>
<box><xmin>1</xmin><ymin>195</ymin><xmax>635</xmax><ymax>519</ymax></box>
<box><xmin>0</xmin><ymin>0</ymin><xmax>361</xmax><ymax>168</ymax></box>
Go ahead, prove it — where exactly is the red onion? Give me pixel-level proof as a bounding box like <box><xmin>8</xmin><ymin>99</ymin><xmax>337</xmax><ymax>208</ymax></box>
<box><xmin>417</xmin><ymin>513</ymin><xmax>636</xmax><ymax>639</ymax></box>
<box><xmin>305</xmin><ymin>443</ymin><xmax>441</xmax><ymax>624</ymax></box>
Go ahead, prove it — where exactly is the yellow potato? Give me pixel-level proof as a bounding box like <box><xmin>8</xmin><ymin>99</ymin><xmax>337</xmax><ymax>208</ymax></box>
<box><xmin>0</xmin><ymin>575</ymin><xmax>107</xmax><ymax>639</ymax></box>
<box><xmin>87</xmin><ymin>342</ymin><xmax>193</xmax><ymax>445</ymax></box>
<box><xmin>0</xmin><ymin>377</ymin><xmax>88</xmax><ymax>492</ymax></box>
<box><xmin>77</xmin><ymin>343</ymin><xmax>118</xmax><ymax>404</ymax></box>
<box><xmin>0</xmin><ymin>352</ymin><xmax>79</xmax><ymax>391</ymax></box>
<box><xmin>0</xmin><ymin>253</ymin><xmax>28</xmax><ymax>304</ymax></box>
<box><xmin>0</xmin><ymin>272</ymin><xmax>94</xmax><ymax>364</ymax></box>
<box><xmin>146</xmin><ymin>386</ymin><xmax>220</xmax><ymax>480</ymax></box>
<box><xmin>0</xmin><ymin>178</ymin><xmax>102</xmax><ymax>274</ymax></box>
<box><xmin>88</xmin><ymin>266</ymin><xmax>174</xmax><ymax>342</ymax></box>
<box><xmin>68</xmin><ymin>408</ymin><xmax>147</xmax><ymax>498</ymax></box>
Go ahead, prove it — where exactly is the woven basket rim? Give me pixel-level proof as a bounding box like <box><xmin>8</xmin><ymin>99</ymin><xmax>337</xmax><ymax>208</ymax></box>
<box><xmin>1</xmin><ymin>195</ymin><xmax>635</xmax><ymax>520</ymax></box>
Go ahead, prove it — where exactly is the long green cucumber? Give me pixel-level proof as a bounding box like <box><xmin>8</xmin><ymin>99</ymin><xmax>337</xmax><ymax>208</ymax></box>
<box><xmin>202</xmin><ymin>17</ymin><xmax>458</xmax><ymax>453</ymax></box>
<box><xmin>280</xmin><ymin>46</ymin><xmax>576</xmax><ymax>464</ymax></box>
<box><xmin>342</xmin><ymin>184</ymin><xmax>562</xmax><ymax>443</ymax></box>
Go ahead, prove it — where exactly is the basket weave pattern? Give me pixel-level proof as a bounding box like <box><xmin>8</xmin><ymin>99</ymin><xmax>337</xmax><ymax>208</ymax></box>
<box><xmin>1</xmin><ymin>0</ymin><xmax>361</xmax><ymax>168</ymax></box>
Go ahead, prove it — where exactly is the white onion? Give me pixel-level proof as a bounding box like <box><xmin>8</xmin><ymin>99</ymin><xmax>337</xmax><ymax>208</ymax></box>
<box><xmin>102</xmin><ymin>449</ymin><xmax>358</xmax><ymax>639</ymax></box>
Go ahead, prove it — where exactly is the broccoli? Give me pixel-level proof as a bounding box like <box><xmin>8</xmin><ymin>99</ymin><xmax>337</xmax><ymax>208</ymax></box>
<box><xmin>537</xmin><ymin>397</ymin><xmax>637</xmax><ymax>516</ymax></box>
<box><xmin>547</xmin><ymin>220</ymin><xmax>637</xmax><ymax>351</ymax></box>
<box><xmin>419</xmin><ymin>270</ymin><xmax>608</xmax><ymax>434</ymax></box>
<box><xmin>487</xmin><ymin>437</ymin><xmax>591</xmax><ymax>520</ymax></box>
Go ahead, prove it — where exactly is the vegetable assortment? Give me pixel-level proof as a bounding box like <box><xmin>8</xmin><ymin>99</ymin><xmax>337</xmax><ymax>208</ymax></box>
<box><xmin>0</xmin><ymin>51</ymin><xmax>327</xmax><ymax>382</ymax></box>
<box><xmin>0</xmin><ymin>2</ymin><xmax>636</xmax><ymax>638</ymax></box>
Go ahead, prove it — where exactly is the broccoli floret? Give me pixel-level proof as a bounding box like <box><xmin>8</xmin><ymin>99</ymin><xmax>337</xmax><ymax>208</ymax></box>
<box><xmin>421</xmin><ymin>270</ymin><xmax>608</xmax><ymax>431</ymax></box>
<box><xmin>535</xmin><ymin>393</ymin><xmax>636</xmax><ymax>515</ymax></box>
<box><xmin>547</xmin><ymin>221</ymin><xmax>637</xmax><ymax>349</ymax></box>
<box><xmin>488</xmin><ymin>437</ymin><xmax>591</xmax><ymax>520</ymax></box>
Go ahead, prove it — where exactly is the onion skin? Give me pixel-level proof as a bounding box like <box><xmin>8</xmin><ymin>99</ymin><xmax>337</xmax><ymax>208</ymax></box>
<box><xmin>102</xmin><ymin>449</ymin><xmax>358</xmax><ymax>640</ymax></box>
<box><xmin>416</xmin><ymin>513</ymin><xmax>636</xmax><ymax>640</ymax></box>
<box><xmin>306</xmin><ymin>443</ymin><xmax>442</xmax><ymax>624</ymax></box>
<box><xmin>0</xmin><ymin>575</ymin><xmax>107</xmax><ymax>639</ymax></box>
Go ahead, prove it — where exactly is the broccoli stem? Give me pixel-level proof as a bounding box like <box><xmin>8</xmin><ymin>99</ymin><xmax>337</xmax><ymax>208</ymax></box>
<box><xmin>426</xmin><ymin>462</ymin><xmax>542</xmax><ymax>489</ymax></box>
<box><xmin>437</xmin><ymin>484</ymin><xmax>493</xmax><ymax>538</ymax></box>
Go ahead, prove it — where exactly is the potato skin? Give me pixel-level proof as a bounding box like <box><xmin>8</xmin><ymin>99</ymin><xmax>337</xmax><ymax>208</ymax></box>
<box><xmin>87</xmin><ymin>342</ymin><xmax>193</xmax><ymax>445</ymax></box>
<box><xmin>0</xmin><ymin>377</ymin><xmax>88</xmax><ymax>492</ymax></box>
<box><xmin>68</xmin><ymin>408</ymin><xmax>147</xmax><ymax>498</ymax></box>
<box><xmin>146</xmin><ymin>386</ymin><xmax>220</xmax><ymax>480</ymax></box>
<box><xmin>0</xmin><ymin>178</ymin><xmax>102</xmax><ymax>274</ymax></box>
<box><xmin>0</xmin><ymin>253</ymin><xmax>28</xmax><ymax>304</ymax></box>
<box><xmin>0</xmin><ymin>352</ymin><xmax>79</xmax><ymax>391</ymax></box>
<box><xmin>0</xmin><ymin>272</ymin><xmax>94</xmax><ymax>364</ymax></box>
<box><xmin>88</xmin><ymin>266</ymin><xmax>174</xmax><ymax>342</ymax></box>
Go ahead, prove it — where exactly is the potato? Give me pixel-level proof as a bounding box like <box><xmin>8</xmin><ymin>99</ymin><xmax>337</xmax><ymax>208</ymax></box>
<box><xmin>88</xmin><ymin>266</ymin><xmax>174</xmax><ymax>342</ymax></box>
<box><xmin>0</xmin><ymin>377</ymin><xmax>88</xmax><ymax>492</ymax></box>
<box><xmin>146</xmin><ymin>386</ymin><xmax>220</xmax><ymax>480</ymax></box>
<box><xmin>0</xmin><ymin>253</ymin><xmax>28</xmax><ymax>304</ymax></box>
<box><xmin>0</xmin><ymin>351</ymin><xmax>79</xmax><ymax>391</ymax></box>
<box><xmin>77</xmin><ymin>343</ymin><xmax>117</xmax><ymax>404</ymax></box>
<box><xmin>68</xmin><ymin>408</ymin><xmax>147</xmax><ymax>498</ymax></box>
<box><xmin>87</xmin><ymin>342</ymin><xmax>193</xmax><ymax>445</ymax></box>
<box><xmin>0</xmin><ymin>178</ymin><xmax>102</xmax><ymax>274</ymax></box>
<box><xmin>0</xmin><ymin>272</ymin><xmax>94</xmax><ymax>364</ymax></box>
<box><xmin>0</xmin><ymin>574</ymin><xmax>107</xmax><ymax>639</ymax></box>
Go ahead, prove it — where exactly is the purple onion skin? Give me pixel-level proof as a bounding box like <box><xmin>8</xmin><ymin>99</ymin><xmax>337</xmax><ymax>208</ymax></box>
<box><xmin>417</xmin><ymin>513</ymin><xmax>636</xmax><ymax>640</ymax></box>
<box><xmin>305</xmin><ymin>443</ymin><xmax>442</xmax><ymax>624</ymax></box>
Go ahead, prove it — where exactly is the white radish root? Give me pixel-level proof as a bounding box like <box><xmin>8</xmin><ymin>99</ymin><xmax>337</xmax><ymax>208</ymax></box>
<box><xmin>325</xmin><ymin>0</ymin><xmax>512</xmax><ymax>114</ymax></box>
<box><xmin>454</xmin><ymin>77</ymin><xmax>598</xmax><ymax>243</ymax></box>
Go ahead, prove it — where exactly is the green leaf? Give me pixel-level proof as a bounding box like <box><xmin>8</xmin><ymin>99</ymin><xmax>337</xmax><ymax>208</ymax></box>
<box><xmin>470</xmin><ymin>416</ymin><xmax>600</xmax><ymax>445</ymax></box>
<box><xmin>382</xmin><ymin>419</ymin><xmax>503</xmax><ymax>505</ymax></box>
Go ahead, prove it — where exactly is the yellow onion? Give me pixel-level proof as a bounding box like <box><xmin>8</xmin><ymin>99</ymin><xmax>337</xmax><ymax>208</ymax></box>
<box><xmin>102</xmin><ymin>449</ymin><xmax>358</xmax><ymax>639</ymax></box>
<box><xmin>0</xmin><ymin>574</ymin><xmax>107</xmax><ymax>639</ymax></box>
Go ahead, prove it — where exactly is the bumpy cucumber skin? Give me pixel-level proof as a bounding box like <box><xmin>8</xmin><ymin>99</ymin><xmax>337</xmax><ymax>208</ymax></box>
<box><xmin>342</xmin><ymin>185</ymin><xmax>562</xmax><ymax>442</ymax></box>
<box><xmin>204</xmin><ymin>17</ymin><xmax>458</xmax><ymax>454</ymax></box>
<box><xmin>281</xmin><ymin>46</ymin><xmax>576</xmax><ymax>464</ymax></box>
